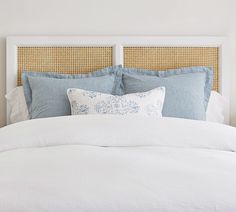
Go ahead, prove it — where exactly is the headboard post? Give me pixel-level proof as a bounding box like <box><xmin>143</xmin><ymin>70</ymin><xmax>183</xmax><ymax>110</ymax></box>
<box><xmin>113</xmin><ymin>44</ymin><xmax>123</xmax><ymax>66</ymax></box>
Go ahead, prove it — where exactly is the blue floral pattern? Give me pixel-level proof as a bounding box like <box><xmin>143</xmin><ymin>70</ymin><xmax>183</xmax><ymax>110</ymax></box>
<box><xmin>71</xmin><ymin>101</ymin><xmax>89</xmax><ymax>114</ymax></box>
<box><xmin>82</xmin><ymin>90</ymin><xmax>101</xmax><ymax>99</ymax></box>
<box><xmin>135</xmin><ymin>92</ymin><xmax>148</xmax><ymax>98</ymax></box>
<box><xmin>67</xmin><ymin>87</ymin><xmax>165</xmax><ymax>117</ymax></box>
<box><xmin>95</xmin><ymin>97</ymin><xmax>140</xmax><ymax>115</ymax></box>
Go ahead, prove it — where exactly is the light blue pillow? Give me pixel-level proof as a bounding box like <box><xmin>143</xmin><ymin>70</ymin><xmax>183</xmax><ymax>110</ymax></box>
<box><xmin>27</xmin><ymin>75</ymin><xmax>116</xmax><ymax>119</ymax></box>
<box><xmin>22</xmin><ymin>66</ymin><xmax>121</xmax><ymax>109</ymax></box>
<box><xmin>120</xmin><ymin>66</ymin><xmax>213</xmax><ymax>120</ymax></box>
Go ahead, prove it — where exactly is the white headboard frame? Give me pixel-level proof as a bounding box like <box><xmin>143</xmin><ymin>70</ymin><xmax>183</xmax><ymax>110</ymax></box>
<box><xmin>6</xmin><ymin>36</ymin><xmax>230</xmax><ymax>124</ymax></box>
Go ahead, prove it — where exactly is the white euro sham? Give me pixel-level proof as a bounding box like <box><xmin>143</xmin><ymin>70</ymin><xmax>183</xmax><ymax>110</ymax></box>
<box><xmin>5</xmin><ymin>86</ymin><xmax>29</xmax><ymax>123</ymax></box>
<box><xmin>206</xmin><ymin>91</ymin><xmax>228</xmax><ymax>124</ymax></box>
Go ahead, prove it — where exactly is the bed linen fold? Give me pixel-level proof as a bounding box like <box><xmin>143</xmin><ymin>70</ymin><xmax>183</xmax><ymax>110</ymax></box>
<box><xmin>0</xmin><ymin>115</ymin><xmax>236</xmax><ymax>152</ymax></box>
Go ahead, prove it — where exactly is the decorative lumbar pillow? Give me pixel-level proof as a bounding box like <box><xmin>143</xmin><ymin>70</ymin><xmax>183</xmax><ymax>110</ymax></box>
<box><xmin>120</xmin><ymin>66</ymin><xmax>212</xmax><ymax>120</ymax></box>
<box><xmin>67</xmin><ymin>87</ymin><xmax>165</xmax><ymax>117</ymax></box>
<box><xmin>27</xmin><ymin>74</ymin><xmax>117</xmax><ymax>119</ymax></box>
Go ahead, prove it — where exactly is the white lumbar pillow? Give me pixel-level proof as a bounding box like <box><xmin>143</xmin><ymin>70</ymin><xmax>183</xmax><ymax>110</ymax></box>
<box><xmin>5</xmin><ymin>86</ymin><xmax>29</xmax><ymax>124</ymax></box>
<box><xmin>67</xmin><ymin>87</ymin><xmax>166</xmax><ymax>118</ymax></box>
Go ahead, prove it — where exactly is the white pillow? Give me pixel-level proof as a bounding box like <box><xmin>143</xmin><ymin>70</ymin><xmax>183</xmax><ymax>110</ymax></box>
<box><xmin>67</xmin><ymin>87</ymin><xmax>166</xmax><ymax>117</ymax></box>
<box><xmin>5</xmin><ymin>86</ymin><xmax>29</xmax><ymax>124</ymax></box>
<box><xmin>206</xmin><ymin>91</ymin><xmax>228</xmax><ymax>124</ymax></box>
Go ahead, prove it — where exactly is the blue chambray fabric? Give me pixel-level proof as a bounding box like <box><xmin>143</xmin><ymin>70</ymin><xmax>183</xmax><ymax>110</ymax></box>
<box><xmin>119</xmin><ymin>66</ymin><xmax>213</xmax><ymax>120</ymax></box>
<box><xmin>22</xmin><ymin>66</ymin><xmax>120</xmax><ymax>119</ymax></box>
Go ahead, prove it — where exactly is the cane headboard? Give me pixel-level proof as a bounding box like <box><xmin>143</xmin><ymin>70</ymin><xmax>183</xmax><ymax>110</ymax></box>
<box><xmin>16</xmin><ymin>46</ymin><xmax>219</xmax><ymax>91</ymax></box>
<box><xmin>17</xmin><ymin>47</ymin><xmax>113</xmax><ymax>86</ymax></box>
<box><xmin>123</xmin><ymin>47</ymin><xmax>219</xmax><ymax>91</ymax></box>
<box><xmin>7</xmin><ymin>36</ymin><xmax>229</xmax><ymax>123</ymax></box>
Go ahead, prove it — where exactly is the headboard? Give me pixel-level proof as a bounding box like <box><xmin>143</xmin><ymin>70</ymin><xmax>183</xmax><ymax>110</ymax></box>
<box><xmin>7</xmin><ymin>36</ymin><xmax>229</xmax><ymax>123</ymax></box>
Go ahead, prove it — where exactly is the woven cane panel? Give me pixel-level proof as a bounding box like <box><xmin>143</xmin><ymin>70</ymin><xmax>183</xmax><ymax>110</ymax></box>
<box><xmin>124</xmin><ymin>47</ymin><xmax>219</xmax><ymax>91</ymax></box>
<box><xmin>17</xmin><ymin>47</ymin><xmax>113</xmax><ymax>85</ymax></box>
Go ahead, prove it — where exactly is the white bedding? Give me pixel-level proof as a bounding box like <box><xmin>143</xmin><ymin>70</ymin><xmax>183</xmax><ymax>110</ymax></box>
<box><xmin>1</xmin><ymin>115</ymin><xmax>236</xmax><ymax>212</ymax></box>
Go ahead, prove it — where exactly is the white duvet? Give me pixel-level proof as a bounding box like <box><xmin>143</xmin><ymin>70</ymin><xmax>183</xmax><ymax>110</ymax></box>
<box><xmin>1</xmin><ymin>115</ymin><xmax>236</xmax><ymax>212</ymax></box>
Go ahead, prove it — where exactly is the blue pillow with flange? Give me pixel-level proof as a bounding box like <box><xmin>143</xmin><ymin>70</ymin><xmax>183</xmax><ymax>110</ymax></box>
<box><xmin>22</xmin><ymin>66</ymin><xmax>121</xmax><ymax>119</ymax></box>
<box><xmin>120</xmin><ymin>66</ymin><xmax>213</xmax><ymax>120</ymax></box>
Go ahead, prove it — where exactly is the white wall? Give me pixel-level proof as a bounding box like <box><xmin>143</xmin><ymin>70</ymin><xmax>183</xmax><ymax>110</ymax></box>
<box><xmin>0</xmin><ymin>0</ymin><xmax>235</xmax><ymax>127</ymax></box>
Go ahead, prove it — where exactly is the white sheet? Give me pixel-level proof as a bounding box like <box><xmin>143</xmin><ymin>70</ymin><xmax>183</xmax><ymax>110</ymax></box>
<box><xmin>1</xmin><ymin>115</ymin><xmax>236</xmax><ymax>212</ymax></box>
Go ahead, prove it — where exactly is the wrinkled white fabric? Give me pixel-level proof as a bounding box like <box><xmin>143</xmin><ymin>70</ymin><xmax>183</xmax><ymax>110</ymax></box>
<box><xmin>1</xmin><ymin>115</ymin><xmax>236</xmax><ymax>212</ymax></box>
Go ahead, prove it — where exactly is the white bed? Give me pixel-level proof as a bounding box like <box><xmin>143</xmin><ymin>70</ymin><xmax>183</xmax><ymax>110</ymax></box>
<box><xmin>1</xmin><ymin>115</ymin><xmax>236</xmax><ymax>212</ymax></box>
<box><xmin>1</xmin><ymin>36</ymin><xmax>235</xmax><ymax>212</ymax></box>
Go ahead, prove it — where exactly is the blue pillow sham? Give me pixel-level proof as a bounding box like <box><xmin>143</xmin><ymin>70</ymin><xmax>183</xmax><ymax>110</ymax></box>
<box><xmin>120</xmin><ymin>66</ymin><xmax>213</xmax><ymax>120</ymax></box>
<box><xmin>22</xmin><ymin>66</ymin><xmax>120</xmax><ymax>119</ymax></box>
<box><xmin>22</xmin><ymin>65</ymin><xmax>213</xmax><ymax>120</ymax></box>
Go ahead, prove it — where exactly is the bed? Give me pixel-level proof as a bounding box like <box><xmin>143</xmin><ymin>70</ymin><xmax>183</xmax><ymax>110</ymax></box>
<box><xmin>1</xmin><ymin>36</ymin><xmax>236</xmax><ymax>212</ymax></box>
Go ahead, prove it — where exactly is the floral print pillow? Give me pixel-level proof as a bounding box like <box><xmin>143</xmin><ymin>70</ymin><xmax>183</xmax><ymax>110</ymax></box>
<box><xmin>67</xmin><ymin>87</ymin><xmax>165</xmax><ymax>117</ymax></box>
